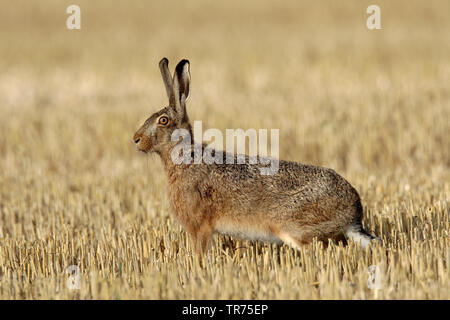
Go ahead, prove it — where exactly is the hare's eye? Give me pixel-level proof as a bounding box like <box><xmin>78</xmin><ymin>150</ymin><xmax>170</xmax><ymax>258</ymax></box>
<box><xmin>158</xmin><ymin>116</ymin><xmax>169</xmax><ymax>125</ymax></box>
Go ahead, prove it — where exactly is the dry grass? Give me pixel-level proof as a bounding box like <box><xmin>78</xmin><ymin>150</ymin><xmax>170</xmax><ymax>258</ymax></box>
<box><xmin>0</xmin><ymin>0</ymin><xmax>449</xmax><ymax>299</ymax></box>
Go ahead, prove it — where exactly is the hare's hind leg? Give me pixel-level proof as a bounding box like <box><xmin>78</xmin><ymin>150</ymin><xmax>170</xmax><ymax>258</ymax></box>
<box><xmin>276</xmin><ymin>232</ymin><xmax>306</xmax><ymax>250</ymax></box>
<box><xmin>276</xmin><ymin>226</ymin><xmax>346</xmax><ymax>249</ymax></box>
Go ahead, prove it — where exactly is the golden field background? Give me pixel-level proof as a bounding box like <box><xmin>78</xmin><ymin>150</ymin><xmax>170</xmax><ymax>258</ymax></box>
<box><xmin>0</xmin><ymin>0</ymin><xmax>449</xmax><ymax>299</ymax></box>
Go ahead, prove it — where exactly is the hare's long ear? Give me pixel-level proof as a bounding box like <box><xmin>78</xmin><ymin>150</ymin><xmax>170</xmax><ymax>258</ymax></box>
<box><xmin>159</xmin><ymin>58</ymin><xmax>176</xmax><ymax>106</ymax></box>
<box><xmin>172</xmin><ymin>59</ymin><xmax>190</xmax><ymax>120</ymax></box>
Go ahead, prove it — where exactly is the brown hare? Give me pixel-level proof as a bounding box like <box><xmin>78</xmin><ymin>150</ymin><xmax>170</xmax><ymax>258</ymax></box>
<box><xmin>133</xmin><ymin>58</ymin><xmax>380</xmax><ymax>255</ymax></box>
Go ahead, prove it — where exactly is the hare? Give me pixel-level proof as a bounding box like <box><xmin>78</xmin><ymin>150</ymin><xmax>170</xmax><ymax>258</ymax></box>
<box><xmin>133</xmin><ymin>58</ymin><xmax>380</xmax><ymax>254</ymax></box>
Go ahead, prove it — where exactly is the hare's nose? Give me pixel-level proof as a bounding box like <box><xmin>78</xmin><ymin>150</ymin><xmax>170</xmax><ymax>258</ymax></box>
<box><xmin>134</xmin><ymin>137</ymin><xmax>141</xmax><ymax>144</ymax></box>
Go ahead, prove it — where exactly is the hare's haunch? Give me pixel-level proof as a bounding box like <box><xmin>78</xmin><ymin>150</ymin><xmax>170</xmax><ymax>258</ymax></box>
<box><xmin>133</xmin><ymin>58</ymin><xmax>380</xmax><ymax>254</ymax></box>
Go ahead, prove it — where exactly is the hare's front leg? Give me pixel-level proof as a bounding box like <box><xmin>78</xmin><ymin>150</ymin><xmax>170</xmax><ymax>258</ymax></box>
<box><xmin>184</xmin><ymin>219</ymin><xmax>215</xmax><ymax>255</ymax></box>
<box><xmin>194</xmin><ymin>223</ymin><xmax>214</xmax><ymax>255</ymax></box>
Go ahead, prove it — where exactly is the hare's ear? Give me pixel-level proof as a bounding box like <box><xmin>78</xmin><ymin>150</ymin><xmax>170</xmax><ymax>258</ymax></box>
<box><xmin>159</xmin><ymin>58</ymin><xmax>176</xmax><ymax>106</ymax></box>
<box><xmin>172</xmin><ymin>59</ymin><xmax>190</xmax><ymax>120</ymax></box>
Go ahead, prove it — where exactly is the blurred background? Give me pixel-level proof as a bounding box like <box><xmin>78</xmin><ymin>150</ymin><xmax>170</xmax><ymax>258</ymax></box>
<box><xmin>0</xmin><ymin>0</ymin><xmax>450</xmax><ymax>172</ymax></box>
<box><xmin>0</xmin><ymin>0</ymin><xmax>448</xmax><ymax>299</ymax></box>
<box><xmin>1</xmin><ymin>0</ymin><xmax>449</xmax><ymax>175</ymax></box>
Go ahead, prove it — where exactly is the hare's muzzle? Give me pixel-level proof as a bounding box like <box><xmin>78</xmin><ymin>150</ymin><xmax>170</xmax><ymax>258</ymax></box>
<box><xmin>133</xmin><ymin>132</ymin><xmax>147</xmax><ymax>153</ymax></box>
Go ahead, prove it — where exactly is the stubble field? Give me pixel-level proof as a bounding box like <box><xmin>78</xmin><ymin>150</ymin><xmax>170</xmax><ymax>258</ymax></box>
<box><xmin>0</xmin><ymin>0</ymin><xmax>448</xmax><ymax>299</ymax></box>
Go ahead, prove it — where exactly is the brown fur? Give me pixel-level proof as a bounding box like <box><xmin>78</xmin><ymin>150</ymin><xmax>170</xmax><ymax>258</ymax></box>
<box><xmin>133</xmin><ymin>58</ymin><xmax>380</xmax><ymax>254</ymax></box>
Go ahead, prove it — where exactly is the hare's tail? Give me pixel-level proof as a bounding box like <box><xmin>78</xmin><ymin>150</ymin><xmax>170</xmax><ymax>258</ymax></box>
<box><xmin>344</xmin><ymin>223</ymin><xmax>381</xmax><ymax>249</ymax></box>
